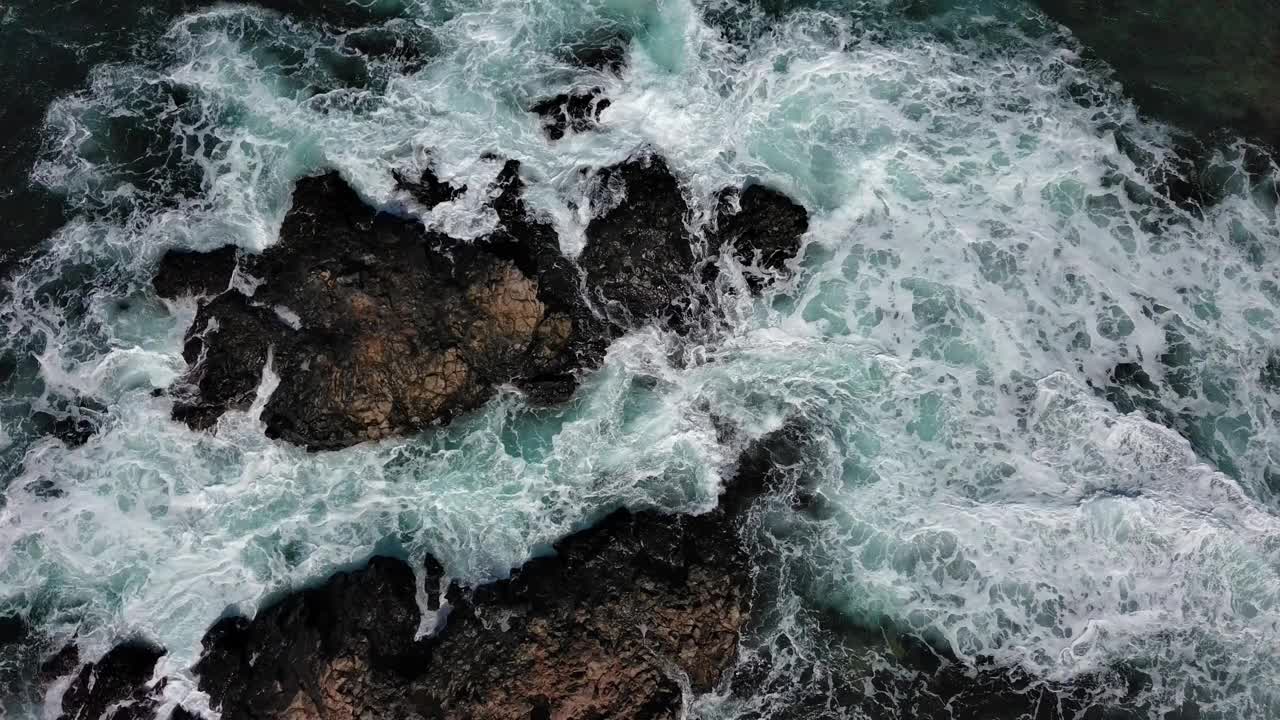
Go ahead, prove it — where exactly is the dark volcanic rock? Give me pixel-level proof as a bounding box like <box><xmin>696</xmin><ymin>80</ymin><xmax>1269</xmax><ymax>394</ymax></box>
<box><xmin>152</xmin><ymin>244</ymin><xmax>237</xmax><ymax>300</ymax></box>
<box><xmin>58</xmin><ymin>640</ymin><xmax>164</xmax><ymax>720</ymax></box>
<box><xmin>189</xmin><ymin>430</ymin><xmax>794</xmax><ymax>720</ymax></box>
<box><xmin>159</xmin><ymin>154</ymin><xmax>807</xmax><ymax>449</ymax></box>
<box><xmin>531</xmin><ymin>89</ymin><xmax>611</xmax><ymax>140</ymax></box>
<box><xmin>37</xmin><ymin>642</ymin><xmax>80</xmax><ymax>688</ymax></box>
<box><xmin>171</xmin><ymin>292</ymin><xmax>291</xmax><ymax>431</ymax></box>
<box><xmin>531</xmin><ymin>32</ymin><xmax>625</xmax><ymax>140</ymax></box>
<box><xmin>167</xmin><ymin>165</ymin><xmax>593</xmax><ymax>450</ymax></box>
<box><xmin>580</xmin><ymin>153</ymin><xmax>810</xmax><ymax>325</ymax></box>
<box><xmin>579</xmin><ymin>154</ymin><xmax>699</xmax><ymax>325</ymax></box>
<box><xmin>708</xmin><ymin>184</ymin><xmax>810</xmax><ymax>290</ymax></box>
<box><xmin>193</xmin><ymin>556</ymin><xmax>424</xmax><ymax>720</ymax></box>
<box><xmin>393</xmin><ymin>167</ymin><xmax>466</xmax><ymax>208</ymax></box>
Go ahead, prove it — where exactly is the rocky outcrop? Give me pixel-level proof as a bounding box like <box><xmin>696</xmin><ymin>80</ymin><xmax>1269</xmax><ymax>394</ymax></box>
<box><xmin>165</xmin><ymin>427</ymin><xmax>801</xmax><ymax>720</ymax></box>
<box><xmin>58</xmin><ymin>641</ymin><xmax>164</xmax><ymax>720</ymax></box>
<box><xmin>528</xmin><ymin>36</ymin><xmax>626</xmax><ymax>141</ymax></box>
<box><xmin>31</xmin><ymin>422</ymin><xmax>1164</xmax><ymax>720</ymax></box>
<box><xmin>580</xmin><ymin>154</ymin><xmax>809</xmax><ymax>324</ymax></box>
<box><xmin>531</xmin><ymin>89</ymin><xmax>611</xmax><ymax>140</ymax></box>
<box><xmin>579</xmin><ymin>154</ymin><xmax>699</xmax><ymax>324</ymax></box>
<box><xmin>160</xmin><ymin>161</ymin><xmax>599</xmax><ymax>450</ymax></box>
<box><xmin>30</xmin><ymin>426</ymin><xmax>801</xmax><ymax>720</ymax></box>
<box><xmin>156</xmin><ymin>152</ymin><xmax>809</xmax><ymax>450</ymax></box>
<box><xmin>151</xmin><ymin>245</ymin><xmax>237</xmax><ymax>300</ymax></box>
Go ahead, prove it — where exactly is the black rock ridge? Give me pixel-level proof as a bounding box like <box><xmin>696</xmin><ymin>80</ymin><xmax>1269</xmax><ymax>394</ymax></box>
<box><xmin>49</xmin><ymin>425</ymin><xmax>801</xmax><ymax>720</ymax></box>
<box><xmin>154</xmin><ymin>150</ymin><xmax>809</xmax><ymax>450</ymax></box>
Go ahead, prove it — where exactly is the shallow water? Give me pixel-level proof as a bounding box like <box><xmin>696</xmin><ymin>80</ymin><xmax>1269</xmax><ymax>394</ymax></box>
<box><xmin>0</xmin><ymin>0</ymin><xmax>1278</xmax><ymax>718</ymax></box>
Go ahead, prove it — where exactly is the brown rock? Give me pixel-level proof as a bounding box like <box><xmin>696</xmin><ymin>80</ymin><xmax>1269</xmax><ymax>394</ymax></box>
<box><xmin>158</xmin><ymin>153</ymin><xmax>809</xmax><ymax>450</ymax></box>
<box><xmin>186</xmin><ymin>428</ymin><xmax>807</xmax><ymax>720</ymax></box>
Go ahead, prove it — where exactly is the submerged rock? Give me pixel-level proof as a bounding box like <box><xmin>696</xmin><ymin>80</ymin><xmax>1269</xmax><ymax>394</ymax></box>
<box><xmin>563</xmin><ymin>36</ymin><xmax>628</xmax><ymax>74</ymax></box>
<box><xmin>0</xmin><ymin>616</ymin><xmax>37</xmax><ymax>708</ymax></box>
<box><xmin>0</xmin><ymin>617</ymin><xmax>80</xmax><ymax>714</ymax></box>
<box><xmin>1036</xmin><ymin>0</ymin><xmax>1280</xmax><ymax>148</ymax></box>
<box><xmin>728</xmin><ymin>605</ymin><xmax>1162</xmax><ymax>720</ymax></box>
<box><xmin>30</xmin><ymin>410</ymin><xmax>98</xmax><ymax>449</ymax></box>
<box><xmin>29</xmin><ymin>396</ymin><xmax>108</xmax><ymax>449</ymax></box>
<box><xmin>158</xmin><ymin>152</ymin><xmax>808</xmax><ymax>450</ymax></box>
<box><xmin>531</xmin><ymin>89</ymin><xmax>611</xmax><ymax>140</ymax></box>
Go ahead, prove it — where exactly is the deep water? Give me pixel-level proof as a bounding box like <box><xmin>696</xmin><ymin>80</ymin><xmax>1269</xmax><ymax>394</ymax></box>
<box><xmin>0</xmin><ymin>0</ymin><xmax>1278</xmax><ymax>718</ymax></box>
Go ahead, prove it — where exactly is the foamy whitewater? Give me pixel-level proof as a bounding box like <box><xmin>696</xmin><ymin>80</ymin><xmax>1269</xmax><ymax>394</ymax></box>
<box><xmin>1</xmin><ymin>0</ymin><xmax>1278</xmax><ymax>717</ymax></box>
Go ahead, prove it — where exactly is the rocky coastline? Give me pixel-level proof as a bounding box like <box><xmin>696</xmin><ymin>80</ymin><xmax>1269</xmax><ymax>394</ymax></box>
<box><xmin>155</xmin><ymin>149</ymin><xmax>806</xmax><ymax>451</ymax></box>
<box><xmin>19</xmin><ymin>424</ymin><xmax>1160</xmax><ymax>720</ymax></box>
<box><xmin>12</xmin><ymin>136</ymin><xmax>1158</xmax><ymax>720</ymax></box>
<box><xmin>5</xmin><ymin>5</ymin><xmax>1257</xmax><ymax>714</ymax></box>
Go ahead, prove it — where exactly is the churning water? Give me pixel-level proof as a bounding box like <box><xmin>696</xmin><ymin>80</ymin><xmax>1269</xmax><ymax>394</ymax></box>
<box><xmin>0</xmin><ymin>0</ymin><xmax>1278</xmax><ymax>717</ymax></box>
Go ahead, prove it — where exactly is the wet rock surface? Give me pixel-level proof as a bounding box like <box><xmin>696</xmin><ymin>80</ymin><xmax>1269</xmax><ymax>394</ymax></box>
<box><xmin>163</xmin><ymin>163</ymin><xmax>596</xmax><ymax>450</ymax></box>
<box><xmin>151</xmin><ymin>244</ymin><xmax>237</xmax><ymax>300</ymax></box>
<box><xmin>393</xmin><ymin>167</ymin><xmax>466</xmax><ymax>209</ymax></box>
<box><xmin>157</xmin><ymin>152</ymin><xmax>808</xmax><ymax>450</ymax></box>
<box><xmin>579</xmin><ymin>154</ymin><xmax>699</xmax><ymax>325</ymax></box>
<box><xmin>707</xmin><ymin>184</ymin><xmax>810</xmax><ymax>290</ymax></box>
<box><xmin>531</xmin><ymin>89</ymin><xmax>612</xmax><ymax>140</ymax></box>
<box><xmin>58</xmin><ymin>641</ymin><xmax>164</xmax><ymax>720</ymax></box>
<box><xmin>580</xmin><ymin>152</ymin><xmax>810</xmax><ymax>324</ymax></box>
<box><xmin>184</xmin><ymin>429</ymin><xmax>795</xmax><ymax>720</ymax></box>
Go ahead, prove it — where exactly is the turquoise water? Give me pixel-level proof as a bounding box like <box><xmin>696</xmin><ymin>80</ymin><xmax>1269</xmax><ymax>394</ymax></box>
<box><xmin>1</xmin><ymin>0</ymin><xmax>1278</xmax><ymax>717</ymax></box>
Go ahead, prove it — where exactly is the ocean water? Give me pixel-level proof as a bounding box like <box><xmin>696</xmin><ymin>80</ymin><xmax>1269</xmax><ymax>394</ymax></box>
<box><xmin>0</xmin><ymin>0</ymin><xmax>1277</xmax><ymax>718</ymax></box>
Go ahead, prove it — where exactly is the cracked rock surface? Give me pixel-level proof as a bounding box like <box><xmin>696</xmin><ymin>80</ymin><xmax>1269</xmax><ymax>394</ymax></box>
<box><xmin>155</xmin><ymin>152</ymin><xmax>809</xmax><ymax>450</ymax></box>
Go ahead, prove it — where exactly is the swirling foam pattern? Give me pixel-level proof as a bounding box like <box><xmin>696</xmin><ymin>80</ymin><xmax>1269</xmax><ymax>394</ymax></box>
<box><xmin>0</xmin><ymin>0</ymin><xmax>1277</xmax><ymax>717</ymax></box>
